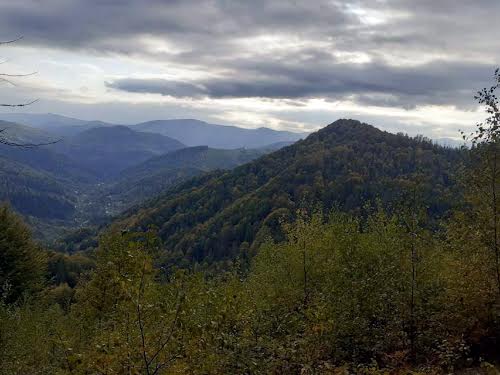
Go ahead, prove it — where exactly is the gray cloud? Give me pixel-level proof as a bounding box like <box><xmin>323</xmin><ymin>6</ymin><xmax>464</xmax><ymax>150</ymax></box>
<box><xmin>106</xmin><ymin>79</ymin><xmax>206</xmax><ymax>98</ymax></box>
<box><xmin>107</xmin><ymin>59</ymin><xmax>494</xmax><ymax>108</ymax></box>
<box><xmin>2</xmin><ymin>0</ymin><xmax>498</xmax><ymax>62</ymax></box>
<box><xmin>0</xmin><ymin>1</ymin><xmax>354</xmax><ymax>53</ymax></box>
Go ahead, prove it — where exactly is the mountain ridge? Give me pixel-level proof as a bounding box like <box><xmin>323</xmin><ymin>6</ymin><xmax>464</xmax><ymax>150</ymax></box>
<box><xmin>106</xmin><ymin>119</ymin><xmax>462</xmax><ymax>264</ymax></box>
<box><xmin>0</xmin><ymin>113</ymin><xmax>307</xmax><ymax>149</ymax></box>
<box><xmin>131</xmin><ymin>118</ymin><xmax>305</xmax><ymax>149</ymax></box>
<box><xmin>93</xmin><ymin>145</ymin><xmax>282</xmax><ymax>217</ymax></box>
<box><xmin>51</xmin><ymin>125</ymin><xmax>186</xmax><ymax>178</ymax></box>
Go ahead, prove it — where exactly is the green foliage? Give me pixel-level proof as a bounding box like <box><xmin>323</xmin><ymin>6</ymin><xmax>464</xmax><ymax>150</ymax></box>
<box><xmin>113</xmin><ymin>120</ymin><xmax>462</xmax><ymax>267</ymax></box>
<box><xmin>0</xmin><ymin>300</ymin><xmax>67</xmax><ymax>375</ymax></box>
<box><xmin>0</xmin><ymin>156</ymin><xmax>76</xmax><ymax>220</ymax></box>
<box><xmin>0</xmin><ymin>204</ymin><xmax>46</xmax><ymax>304</ymax></box>
<box><xmin>99</xmin><ymin>145</ymin><xmax>270</xmax><ymax>215</ymax></box>
<box><xmin>2</xmin><ymin>209</ymin><xmax>500</xmax><ymax>373</ymax></box>
<box><xmin>47</xmin><ymin>251</ymin><xmax>95</xmax><ymax>287</ymax></box>
<box><xmin>440</xmin><ymin>69</ymin><xmax>500</xmax><ymax>364</ymax></box>
<box><xmin>66</xmin><ymin>230</ymin><xmax>188</xmax><ymax>373</ymax></box>
<box><xmin>240</xmin><ymin>209</ymin><xmax>448</xmax><ymax>371</ymax></box>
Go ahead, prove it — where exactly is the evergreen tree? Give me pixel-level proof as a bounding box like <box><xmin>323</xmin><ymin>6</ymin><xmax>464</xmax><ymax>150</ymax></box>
<box><xmin>0</xmin><ymin>203</ymin><xmax>46</xmax><ymax>303</ymax></box>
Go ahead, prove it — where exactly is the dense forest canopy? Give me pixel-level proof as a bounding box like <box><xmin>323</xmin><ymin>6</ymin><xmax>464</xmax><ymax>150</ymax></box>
<box><xmin>110</xmin><ymin>119</ymin><xmax>463</xmax><ymax>267</ymax></box>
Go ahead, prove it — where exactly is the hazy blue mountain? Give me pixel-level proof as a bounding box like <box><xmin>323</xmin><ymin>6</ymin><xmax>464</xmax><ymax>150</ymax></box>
<box><xmin>0</xmin><ymin>113</ymin><xmax>115</xmax><ymax>137</ymax></box>
<box><xmin>0</xmin><ymin>144</ymin><xmax>96</xmax><ymax>183</ymax></box>
<box><xmin>256</xmin><ymin>141</ymin><xmax>296</xmax><ymax>152</ymax></box>
<box><xmin>41</xmin><ymin>121</ymin><xmax>114</xmax><ymax>138</ymax></box>
<box><xmin>0</xmin><ymin>117</ymin><xmax>296</xmax><ymax>241</ymax></box>
<box><xmin>0</xmin><ymin>114</ymin><xmax>306</xmax><ymax>149</ymax></box>
<box><xmin>0</xmin><ymin>121</ymin><xmax>95</xmax><ymax>182</ymax></box>
<box><xmin>0</xmin><ymin>122</ymin><xmax>96</xmax><ymax>239</ymax></box>
<box><xmin>131</xmin><ymin>119</ymin><xmax>305</xmax><ymax>149</ymax></box>
<box><xmin>0</xmin><ymin>120</ymin><xmax>57</xmax><ymax>144</ymax></box>
<box><xmin>0</xmin><ymin>113</ymin><xmax>87</xmax><ymax>128</ymax></box>
<box><xmin>52</xmin><ymin>125</ymin><xmax>185</xmax><ymax>178</ymax></box>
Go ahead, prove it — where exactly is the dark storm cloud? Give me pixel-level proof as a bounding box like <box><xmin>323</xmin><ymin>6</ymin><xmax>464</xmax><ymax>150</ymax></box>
<box><xmin>107</xmin><ymin>59</ymin><xmax>495</xmax><ymax>108</ymax></box>
<box><xmin>1</xmin><ymin>0</ymin><xmax>499</xmax><ymax>110</ymax></box>
<box><xmin>4</xmin><ymin>0</ymin><xmax>496</xmax><ymax>60</ymax></box>
<box><xmin>0</xmin><ymin>1</ymin><xmax>354</xmax><ymax>51</ymax></box>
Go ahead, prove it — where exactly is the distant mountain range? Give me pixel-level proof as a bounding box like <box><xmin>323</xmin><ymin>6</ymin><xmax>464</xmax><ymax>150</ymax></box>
<box><xmin>0</xmin><ymin>113</ymin><xmax>306</xmax><ymax>149</ymax></box>
<box><xmin>51</xmin><ymin>125</ymin><xmax>185</xmax><ymax>178</ymax></box>
<box><xmin>0</xmin><ymin>120</ymin><xmax>58</xmax><ymax>144</ymax></box>
<box><xmin>0</xmin><ymin>117</ymin><xmax>295</xmax><ymax>240</ymax></box>
<box><xmin>131</xmin><ymin>119</ymin><xmax>305</xmax><ymax>148</ymax></box>
<box><xmin>0</xmin><ymin>113</ymin><xmax>110</xmax><ymax>137</ymax></box>
<box><xmin>0</xmin><ymin>114</ymin><xmax>465</xmax><ymax>245</ymax></box>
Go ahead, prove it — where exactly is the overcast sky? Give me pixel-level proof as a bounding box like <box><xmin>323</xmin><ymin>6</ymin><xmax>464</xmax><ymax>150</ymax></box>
<box><xmin>0</xmin><ymin>0</ymin><xmax>497</xmax><ymax>138</ymax></box>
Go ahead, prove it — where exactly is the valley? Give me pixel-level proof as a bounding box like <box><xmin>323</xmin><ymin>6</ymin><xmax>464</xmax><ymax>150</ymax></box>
<box><xmin>0</xmin><ymin>114</ymin><xmax>304</xmax><ymax>241</ymax></box>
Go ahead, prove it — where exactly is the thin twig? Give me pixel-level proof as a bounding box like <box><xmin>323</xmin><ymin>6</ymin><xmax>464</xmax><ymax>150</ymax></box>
<box><xmin>148</xmin><ymin>297</ymin><xmax>183</xmax><ymax>371</ymax></box>
<box><xmin>0</xmin><ymin>36</ymin><xmax>23</xmax><ymax>45</ymax></box>
<box><xmin>0</xmin><ymin>76</ymin><xmax>17</xmax><ymax>87</ymax></box>
<box><xmin>137</xmin><ymin>260</ymin><xmax>151</xmax><ymax>375</ymax></box>
<box><xmin>0</xmin><ymin>98</ymin><xmax>39</xmax><ymax>107</ymax></box>
<box><xmin>0</xmin><ymin>71</ymin><xmax>37</xmax><ymax>77</ymax></box>
<box><xmin>0</xmin><ymin>127</ymin><xmax>61</xmax><ymax>148</ymax></box>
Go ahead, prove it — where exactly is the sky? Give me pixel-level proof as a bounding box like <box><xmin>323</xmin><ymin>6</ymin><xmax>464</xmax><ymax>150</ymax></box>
<box><xmin>0</xmin><ymin>0</ymin><xmax>497</xmax><ymax>138</ymax></box>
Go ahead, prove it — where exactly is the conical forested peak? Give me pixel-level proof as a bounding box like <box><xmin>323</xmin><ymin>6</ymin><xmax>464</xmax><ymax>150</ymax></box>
<box><xmin>307</xmin><ymin>119</ymin><xmax>385</xmax><ymax>144</ymax></box>
<box><xmin>324</xmin><ymin>119</ymin><xmax>375</xmax><ymax>132</ymax></box>
<box><xmin>327</xmin><ymin>118</ymin><xmax>364</xmax><ymax>127</ymax></box>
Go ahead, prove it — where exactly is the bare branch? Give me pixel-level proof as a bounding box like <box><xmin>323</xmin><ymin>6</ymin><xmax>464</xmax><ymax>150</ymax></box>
<box><xmin>0</xmin><ymin>36</ymin><xmax>23</xmax><ymax>45</ymax></box>
<box><xmin>137</xmin><ymin>260</ymin><xmax>152</xmax><ymax>375</ymax></box>
<box><xmin>148</xmin><ymin>297</ymin><xmax>183</xmax><ymax>370</ymax></box>
<box><xmin>0</xmin><ymin>99</ymin><xmax>40</xmax><ymax>107</ymax></box>
<box><xmin>0</xmin><ymin>71</ymin><xmax>37</xmax><ymax>77</ymax></box>
<box><xmin>0</xmin><ymin>127</ymin><xmax>61</xmax><ymax>148</ymax></box>
<box><xmin>0</xmin><ymin>37</ymin><xmax>45</xmax><ymax>147</ymax></box>
<box><xmin>0</xmin><ymin>138</ymin><xmax>61</xmax><ymax>148</ymax></box>
<box><xmin>0</xmin><ymin>76</ymin><xmax>18</xmax><ymax>87</ymax></box>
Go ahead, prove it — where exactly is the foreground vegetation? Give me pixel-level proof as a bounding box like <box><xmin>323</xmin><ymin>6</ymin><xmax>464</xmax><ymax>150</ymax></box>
<box><xmin>2</xmin><ymin>196</ymin><xmax>500</xmax><ymax>374</ymax></box>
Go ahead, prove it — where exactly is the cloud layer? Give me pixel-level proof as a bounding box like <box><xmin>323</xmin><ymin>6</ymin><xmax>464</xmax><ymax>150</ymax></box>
<box><xmin>0</xmin><ymin>0</ymin><xmax>497</xmax><ymax>137</ymax></box>
<box><xmin>106</xmin><ymin>59</ymin><xmax>494</xmax><ymax>109</ymax></box>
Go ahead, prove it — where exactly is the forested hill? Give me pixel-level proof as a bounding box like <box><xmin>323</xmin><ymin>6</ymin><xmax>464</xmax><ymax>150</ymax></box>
<box><xmin>52</xmin><ymin>125</ymin><xmax>185</xmax><ymax>177</ymax></box>
<box><xmin>120</xmin><ymin>145</ymin><xmax>270</xmax><ymax>180</ymax></box>
<box><xmin>95</xmin><ymin>146</ymin><xmax>277</xmax><ymax>215</ymax></box>
<box><xmin>117</xmin><ymin>119</ymin><xmax>463</xmax><ymax>264</ymax></box>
